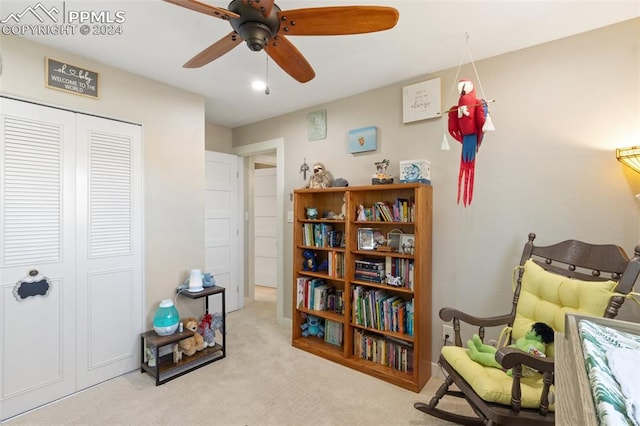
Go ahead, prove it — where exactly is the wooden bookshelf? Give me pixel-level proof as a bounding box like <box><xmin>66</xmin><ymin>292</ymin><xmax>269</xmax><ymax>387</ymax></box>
<box><xmin>292</xmin><ymin>183</ymin><xmax>432</xmax><ymax>392</ymax></box>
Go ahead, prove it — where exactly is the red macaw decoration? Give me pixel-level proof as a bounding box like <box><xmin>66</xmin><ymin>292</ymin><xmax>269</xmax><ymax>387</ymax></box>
<box><xmin>448</xmin><ymin>79</ymin><xmax>487</xmax><ymax>206</ymax></box>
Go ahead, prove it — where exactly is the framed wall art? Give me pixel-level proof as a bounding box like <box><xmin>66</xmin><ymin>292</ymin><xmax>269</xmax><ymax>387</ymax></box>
<box><xmin>402</xmin><ymin>78</ymin><xmax>441</xmax><ymax>123</ymax></box>
<box><xmin>307</xmin><ymin>110</ymin><xmax>327</xmax><ymax>141</ymax></box>
<box><xmin>348</xmin><ymin>126</ymin><xmax>377</xmax><ymax>154</ymax></box>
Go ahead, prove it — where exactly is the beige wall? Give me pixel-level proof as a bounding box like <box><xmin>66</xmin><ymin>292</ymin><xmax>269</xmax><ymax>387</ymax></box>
<box><xmin>232</xmin><ymin>19</ymin><xmax>640</xmax><ymax>362</ymax></box>
<box><xmin>205</xmin><ymin>122</ymin><xmax>233</xmax><ymax>153</ymax></box>
<box><xmin>0</xmin><ymin>35</ymin><xmax>207</xmax><ymax>323</ymax></box>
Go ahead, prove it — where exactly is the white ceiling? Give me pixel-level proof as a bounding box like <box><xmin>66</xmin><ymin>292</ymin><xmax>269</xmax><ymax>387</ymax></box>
<box><xmin>6</xmin><ymin>0</ymin><xmax>640</xmax><ymax>128</ymax></box>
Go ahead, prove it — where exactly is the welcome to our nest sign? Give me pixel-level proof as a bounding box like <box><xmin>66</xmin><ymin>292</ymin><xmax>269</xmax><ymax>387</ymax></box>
<box><xmin>46</xmin><ymin>57</ymin><xmax>99</xmax><ymax>99</ymax></box>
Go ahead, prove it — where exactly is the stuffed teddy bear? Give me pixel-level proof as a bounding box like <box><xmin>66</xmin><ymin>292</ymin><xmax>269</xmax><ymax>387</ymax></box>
<box><xmin>301</xmin><ymin>314</ymin><xmax>324</xmax><ymax>338</ymax></box>
<box><xmin>179</xmin><ymin>317</ymin><xmax>205</xmax><ymax>356</ymax></box>
<box><xmin>467</xmin><ymin>322</ymin><xmax>554</xmax><ymax>375</ymax></box>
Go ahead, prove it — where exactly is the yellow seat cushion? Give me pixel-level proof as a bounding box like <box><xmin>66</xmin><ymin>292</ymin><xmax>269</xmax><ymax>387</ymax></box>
<box><xmin>440</xmin><ymin>259</ymin><xmax>617</xmax><ymax>408</ymax></box>
<box><xmin>441</xmin><ymin>345</ymin><xmax>555</xmax><ymax>410</ymax></box>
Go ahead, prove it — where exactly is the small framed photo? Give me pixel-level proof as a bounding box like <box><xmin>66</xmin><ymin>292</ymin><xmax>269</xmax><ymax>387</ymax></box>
<box><xmin>358</xmin><ymin>228</ymin><xmax>383</xmax><ymax>250</ymax></box>
<box><xmin>400</xmin><ymin>234</ymin><xmax>415</xmax><ymax>255</ymax></box>
<box><xmin>387</xmin><ymin>231</ymin><xmax>403</xmax><ymax>252</ymax></box>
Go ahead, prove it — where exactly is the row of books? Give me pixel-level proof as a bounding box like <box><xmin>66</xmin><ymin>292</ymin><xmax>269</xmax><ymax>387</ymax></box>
<box><xmin>385</xmin><ymin>257</ymin><xmax>415</xmax><ymax>290</ymax></box>
<box><xmin>302</xmin><ymin>223</ymin><xmax>343</xmax><ymax>248</ymax></box>
<box><xmin>353</xmin><ymin>329</ymin><xmax>414</xmax><ymax>373</ymax></box>
<box><xmin>358</xmin><ymin>197</ymin><xmax>416</xmax><ymax>222</ymax></box>
<box><xmin>355</xmin><ymin>258</ymin><xmax>385</xmax><ymax>283</ymax></box>
<box><xmin>327</xmin><ymin>251</ymin><xmax>345</xmax><ymax>279</ymax></box>
<box><xmin>296</xmin><ymin>277</ymin><xmax>345</xmax><ymax>314</ymax></box>
<box><xmin>324</xmin><ymin>319</ymin><xmax>343</xmax><ymax>347</ymax></box>
<box><xmin>354</xmin><ymin>257</ymin><xmax>414</xmax><ymax>289</ymax></box>
<box><xmin>352</xmin><ymin>285</ymin><xmax>414</xmax><ymax>336</ymax></box>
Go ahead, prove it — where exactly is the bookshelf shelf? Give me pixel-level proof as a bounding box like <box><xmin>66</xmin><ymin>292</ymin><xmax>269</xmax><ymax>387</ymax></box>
<box><xmin>292</xmin><ymin>183</ymin><xmax>432</xmax><ymax>392</ymax></box>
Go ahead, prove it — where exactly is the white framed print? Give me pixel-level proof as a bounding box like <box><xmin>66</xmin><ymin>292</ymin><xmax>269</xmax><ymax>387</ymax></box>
<box><xmin>400</xmin><ymin>233</ymin><xmax>415</xmax><ymax>255</ymax></box>
<box><xmin>402</xmin><ymin>78</ymin><xmax>441</xmax><ymax>123</ymax></box>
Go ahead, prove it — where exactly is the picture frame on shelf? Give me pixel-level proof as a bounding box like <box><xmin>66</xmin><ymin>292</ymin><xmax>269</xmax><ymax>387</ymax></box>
<box><xmin>387</xmin><ymin>230</ymin><xmax>403</xmax><ymax>252</ymax></box>
<box><xmin>358</xmin><ymin>228</ymin><xmax>383</xmax><ymax>250</ymax></box>
<box><xmin>400</xmin><ymin>233</ymin><xmax>415</xmax><ymax>255</ymax></box>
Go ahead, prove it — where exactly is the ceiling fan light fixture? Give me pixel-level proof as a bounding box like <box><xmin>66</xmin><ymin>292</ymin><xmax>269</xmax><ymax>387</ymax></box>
<box><xmin>251</xmin><ymin>80</ymin><xmax>267</xmax><ymax>91</ymax></box>
<box><xmin>237</xmin><ymin>21</ymin><xmax>273</xmax><ymax>51</ymax></box>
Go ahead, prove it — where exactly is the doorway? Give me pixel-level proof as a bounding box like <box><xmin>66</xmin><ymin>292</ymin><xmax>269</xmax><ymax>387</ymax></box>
<box><xmin>232</xmin><ymin>138</ymin><xmax>284</xmax><ymax>325</ymax></box>
<box><xmin>253</xmin><ymin>163</ymin><xmax>277</xmax><ymax>289</ymax></box>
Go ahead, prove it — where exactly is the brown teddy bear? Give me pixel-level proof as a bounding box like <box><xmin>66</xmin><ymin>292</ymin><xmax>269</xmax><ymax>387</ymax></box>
<box><xmin>178</xmin><ymin>317</ymin><xmax>205</xmax><ymax>356</ymax></box>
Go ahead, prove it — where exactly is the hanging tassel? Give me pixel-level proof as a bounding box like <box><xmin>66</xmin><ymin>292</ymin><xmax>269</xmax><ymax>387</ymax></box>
<box><xmin>483</xmin><ymin>113</ymin><xmax>495</xmax><ymax>132</ymax></box>
<box><xmin>441</xmin><ymin>134</ymin><xmax>450</xmax><ymax>151</ymax></box>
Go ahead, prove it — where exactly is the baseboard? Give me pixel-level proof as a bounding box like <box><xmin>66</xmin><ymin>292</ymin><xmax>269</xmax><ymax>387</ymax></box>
<box><xmin>431</xmin><ymin>361</ymin><xmax>445</xmax><ymax>380</ymax></box>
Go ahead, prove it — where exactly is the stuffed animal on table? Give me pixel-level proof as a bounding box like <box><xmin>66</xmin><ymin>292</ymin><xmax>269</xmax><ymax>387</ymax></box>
<box><xmin>467</xmin><ymin>322</ymin><xmax>554</xmax><ymax>375</ymax></box>
<box><xmin>301</xmin><ymin>314</ymin><xmax>324</xmax><ymax>338</ymax></box>
<box><xmin>305</xmin><ymin>162</ymin><xmax>333</xmax><ymax>189</ymax></box>
<box><xmin>448</xmin><ymin>79</ymin><xmax>488</xmax><ymax>206</ymax></box>
<box><xmin>178</xmin><ymin>317</ymin><xmax>205</xmax><ymax>356</ymax></box>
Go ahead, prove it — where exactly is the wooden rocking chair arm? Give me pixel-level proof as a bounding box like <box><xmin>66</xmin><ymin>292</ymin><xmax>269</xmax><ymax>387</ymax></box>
<box><xmin>439</xmin><ymin>308</ymin><xmax>513</xmax><ymax>327</ymax></box>
<box><xmin>495</xmin><ymin>347</ymin><xmax>555</xmax><ymax>373</ymax></box>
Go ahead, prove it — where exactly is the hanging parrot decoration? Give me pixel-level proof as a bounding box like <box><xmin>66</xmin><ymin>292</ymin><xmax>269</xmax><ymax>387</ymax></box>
<box><xmin>448</xmin><ymin>79</ymin><xmax>489</xmax><ymax>206</ymax></box>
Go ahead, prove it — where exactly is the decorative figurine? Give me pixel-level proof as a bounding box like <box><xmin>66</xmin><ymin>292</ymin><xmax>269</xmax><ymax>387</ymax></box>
<box><xmin>300</xmin><ymin>158</ymin><xmax>310</xmax><ymax>181</ymax></box>
<box><xmin>372</xmin><ymin>159</ymin><xmax>393</xmax><ymax>184</ymax></box>
<box><xmin>448</xmin><ymin>79</ymin><xmax>489</xmax><ymax>206</ymax></box>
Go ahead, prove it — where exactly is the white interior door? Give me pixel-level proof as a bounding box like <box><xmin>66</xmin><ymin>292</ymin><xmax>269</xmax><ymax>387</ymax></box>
<box><xmin>0</xmin><ymin>97</ymin><xmax>142</xmax><ymax>420</ymax></box>
<box><xmin>205</xmin><ymin>151</ymin><xmax>241</xmax><ymax>313</ymax></box>
<box><xmin>74</xmin><ymin>115</ymin><xmax>143</xmax><ymax>389</ymax></box>
<box><xmin>0</xmin><ymin>98</ymin><xmax>77</xmax><ymax>420</ymax></box>
<box><xmin>253</xmin><ymin>167</ymin><xmax>277</xmax><ymax>288</ymax></box>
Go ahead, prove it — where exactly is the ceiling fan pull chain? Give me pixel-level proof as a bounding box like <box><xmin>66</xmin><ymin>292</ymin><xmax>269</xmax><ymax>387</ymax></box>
<box><xmin>265</xmin><ymin>53</ymin><xmax>270</xmax><ymax>95</ymax></box>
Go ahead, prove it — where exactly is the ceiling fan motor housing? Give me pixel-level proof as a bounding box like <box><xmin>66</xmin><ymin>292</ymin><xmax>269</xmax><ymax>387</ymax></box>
<box><xmin>228</xmin><ymin>0</ymin><xmax>281</xmax><ymax>52</ymax></box>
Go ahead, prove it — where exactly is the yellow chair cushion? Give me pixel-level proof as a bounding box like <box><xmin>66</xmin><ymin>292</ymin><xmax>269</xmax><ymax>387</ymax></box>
<box><xmin>513</xmin><ymin>259</ymin><xmax>616</xmax><ymax>357</ymax></box>
<box><xmin>440</xmin><ymin>259</ymin><xmax>617</xmax><ymax>408</ymax></box>
<box><xmin>441</xmin><ymin>346</ymin><xmax>555</xmax><ymax>410</ymax></box>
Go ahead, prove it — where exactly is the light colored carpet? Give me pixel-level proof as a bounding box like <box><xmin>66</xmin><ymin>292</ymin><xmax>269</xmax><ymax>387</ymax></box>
<box><xmin>4</xmin><ymin>293</ymin><xmax>472</xmax><ymax>425</ymax></box>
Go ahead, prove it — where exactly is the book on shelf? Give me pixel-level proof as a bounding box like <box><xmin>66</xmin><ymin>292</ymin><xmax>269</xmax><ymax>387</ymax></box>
<box><xmin>296</xmin><ymin>277</ymin><xmax>306</xmax><ymax>309</ymax></box>
<box><xmin>324</xmin><ymin>319</ymin><xmax>343</xmax><ymax>347</ymax></box>
<box><xmin>328</xmin><ymin>251</ymin><xmax>345</xmax><ymax>279</ymax></box>
<box><xmin>327</xmin><ymin>230</ymin><xmax>343</xmax><ymax>248</ymax></box>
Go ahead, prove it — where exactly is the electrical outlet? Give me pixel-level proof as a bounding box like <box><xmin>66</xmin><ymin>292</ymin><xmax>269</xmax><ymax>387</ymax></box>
<box><xmin>442</xmin><ymin>324</ymin><xmax>454</xmax><ymax>342</ymax></box>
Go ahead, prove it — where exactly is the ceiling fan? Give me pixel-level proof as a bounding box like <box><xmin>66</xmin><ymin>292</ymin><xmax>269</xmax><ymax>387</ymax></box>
<box><xmin>164</xmin><ymin>0</ymin><xmax>399</xmax><ymax>83</ymax></box>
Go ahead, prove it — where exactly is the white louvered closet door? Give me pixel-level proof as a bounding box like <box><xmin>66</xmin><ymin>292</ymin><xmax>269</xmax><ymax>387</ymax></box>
<box><xmin>0</xmin><ymin>99</ymin><xmax>77</xmax><ymax>420</ymax></box>
<box><xmin>0</xmin><ymin>98</ymin><xmax>142</xmax><ymax>420</ymax></box>
<box><xmin>75</xmin><ymin>114</ymin><xmax>142</xmax><ymax>389</ymax></box>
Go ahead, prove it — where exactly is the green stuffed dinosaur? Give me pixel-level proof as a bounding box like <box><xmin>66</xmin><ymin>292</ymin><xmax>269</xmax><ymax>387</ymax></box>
<box><xmin>467</xmin><ymin>322</ymin><xmax>554</xmax><ymax>372</ymax></box>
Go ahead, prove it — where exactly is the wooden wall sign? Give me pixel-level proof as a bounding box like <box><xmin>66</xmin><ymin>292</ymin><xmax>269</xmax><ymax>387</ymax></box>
<box><xmin>46</xmin><ymin>57</ymin><xmax>99</xmax><ymax>99</ymax></box>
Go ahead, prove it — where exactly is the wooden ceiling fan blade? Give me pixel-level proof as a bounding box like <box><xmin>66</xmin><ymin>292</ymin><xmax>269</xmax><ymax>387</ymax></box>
<box><xmin>163</xmin><ymin>0</ymin><xmax>239</xmax><ymax>20</ymax></box>
<box><xmin>277</xmin><ymin>6</ymin><xmax>399</xmax><ymax>36</ymax></box>
<box><xmin>242</xmin><ymin>0</ymin><xmax>274</xmax><ymax>18</ymax></box>
<box><xmin>184</xmin><ymin>32</ymin><xmax>243</xmax><ymax>68</ymax></box>
<box><xmin>265</xmin><ymin>36</ymin><xmax>315</xmax><ymax>83</ymax></box>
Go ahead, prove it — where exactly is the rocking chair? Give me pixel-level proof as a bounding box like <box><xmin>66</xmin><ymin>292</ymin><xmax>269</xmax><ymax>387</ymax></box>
<box><xmin>415</xmin><ymin>232</ymin><xmax>640</xmax><ymax>425</ymax></box>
